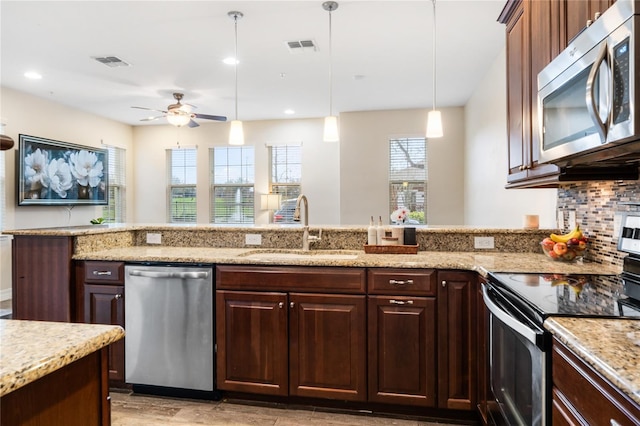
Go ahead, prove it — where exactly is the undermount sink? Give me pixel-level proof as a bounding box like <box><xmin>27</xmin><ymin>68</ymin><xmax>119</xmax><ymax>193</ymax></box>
<box><xmin>239</xmin><ymin>250</ymin><xmax>360</xmax><ymax>260</ymax></box>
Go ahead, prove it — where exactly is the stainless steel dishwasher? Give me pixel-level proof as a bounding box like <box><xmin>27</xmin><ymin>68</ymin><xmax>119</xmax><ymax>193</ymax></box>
<box><xmin>125</xmin><ymin>264</ymin><xmax>214</xmax><ymax>394</ymax></box>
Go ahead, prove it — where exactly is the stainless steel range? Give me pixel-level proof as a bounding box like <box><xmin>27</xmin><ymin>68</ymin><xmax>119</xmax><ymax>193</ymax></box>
<box><xmin>483</xmin><ymin>213</ymin><xmax>640</xmax><ymax>425</ymax></box>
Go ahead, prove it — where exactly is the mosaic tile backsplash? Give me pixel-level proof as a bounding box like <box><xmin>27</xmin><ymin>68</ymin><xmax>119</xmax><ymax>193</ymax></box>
<box><xmin>558</xmin><ymin>179</ymin><xmax>640</xmax><ymax>268</ymax></box>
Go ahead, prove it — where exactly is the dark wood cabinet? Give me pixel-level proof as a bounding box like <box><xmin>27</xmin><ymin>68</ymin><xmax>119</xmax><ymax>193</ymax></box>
<box><xmin>12</xmin><ymin>235</ymin><xmax>75</xmax><ymax>322</ymax></box>
<box><xmin>552</xmin><ymin>337</ymin><xmax>640</xmax><ymax>425</ymax></box>
<box><xmin>289</xmin><ymin>292</ymin><xmax>366</xmax><ymax>401</ymax></box>
<box><xmin>215</xmin><ymin>266</ymin><xmax>367</xmax><ymax>401</ymax></box>
<box><xmin>500</xmin><ymin>0</ymin><xmax>560</xmax><ymax>188</ymax></box>
<box><xmin>437</xmin><ymin>270</ymin><xmax>477</xmax><ymax>411</ymax></box>
<box><xmin>82</xmin><ymin>261</ymin><xmax>126</xmax><ymax>384</ymax></box>
<box><xmin>367</xmin><ymin>268</ymin><xmax>437</xmax><ymax>407</ymax></box>
<box><xmin>564</xmin><ymin>0</ymin><xmax>616</xmax><ymax>45</ymax></box>
<box><xmin>216</xmin><ymin>290</ymin><xmax>289</xmax><ymax>396</ymax></box>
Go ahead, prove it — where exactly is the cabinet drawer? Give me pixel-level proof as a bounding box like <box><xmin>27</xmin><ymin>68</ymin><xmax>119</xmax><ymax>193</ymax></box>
<box><xmin>552</xmin><ymin>339</ymin><xmax>640</xmax><ymax>425</ymax></box>
<box><xmin>216</xmin><ymin>265</ymin><xmax>366</xmax><ymax>293</ymax></box>
<box><xmin>367</xmin><ymin>268</ymin><xmax>437</xmax><ymax>295</ymax></box>
<box><xmin>83</xmin><ymin>261</ymin><xmax>125</xmax><ymax>284</ymax></box>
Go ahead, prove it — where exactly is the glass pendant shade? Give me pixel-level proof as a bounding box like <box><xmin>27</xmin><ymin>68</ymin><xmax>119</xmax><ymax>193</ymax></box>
<box><xmin>229</xmin><ymin>120</ymin><xmax>245</xmax><ymax>145</ymax></box>
<box><xmin>426</xmin><ymin>110</ymin><xmax>443</xmax><ymax>138</ymax></box>
<box><xmin>167</xmin><ymin>112</ymin><xmax>191</xmax><ymax>127</ymax></box>
<box><xmin>323</xmin><ymin>115</ymin><xmax>339</xmax><ymax>142</ymax></box>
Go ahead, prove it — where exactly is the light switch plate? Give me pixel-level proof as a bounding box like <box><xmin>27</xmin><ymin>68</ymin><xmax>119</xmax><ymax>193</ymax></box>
<box><xmin>245</xmin><ymin>234</ymin><xmax>262</xmax><ymax>245</ymax></box>
<box><xmin>474</xmin><ymin>236</ymin><xmax>495</xmax><ymax>249</ymax></box>
<box><xmin>146</xmin><ymin>233</ymin><xmax>162</xmax><ymax>244</ymax></box>
<box><xmin>568</xmin><ymin>210</ymin><xmax>577</xmax><ymax>228</ymax></box>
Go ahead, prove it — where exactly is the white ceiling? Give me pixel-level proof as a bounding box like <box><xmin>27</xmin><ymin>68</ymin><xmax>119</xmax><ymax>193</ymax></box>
<box><xmin>0</xmin><ymin>0</ymin><xmax>506</xmax><ymax>126</ymax></box>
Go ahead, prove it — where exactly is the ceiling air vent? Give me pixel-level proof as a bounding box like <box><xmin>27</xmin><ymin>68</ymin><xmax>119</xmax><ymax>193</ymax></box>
<box><xmin>285</xmin><ymin>40</ymin><xmax>317</xmax><ymax>54</ymax></box>
<box><xmin>92</xmin><ymin>56</ymin><xmax>130</xmax><ymax>67</ymax></box>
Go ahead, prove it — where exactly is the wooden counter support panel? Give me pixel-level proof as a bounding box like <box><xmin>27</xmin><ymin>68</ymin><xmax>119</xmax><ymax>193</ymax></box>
<box><xmin>0</xmin><ymin>347</ymin><xmax>110</xmax><ymax>426</ymax></box>
<box><xmin>12</xmin><ymin>236</ymin><xmax>74</xmax><ymax>321</ymax></box>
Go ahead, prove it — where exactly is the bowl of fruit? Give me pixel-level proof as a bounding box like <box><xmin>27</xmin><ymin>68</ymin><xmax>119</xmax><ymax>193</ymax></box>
<box><xmin>541</xmin><ymin>226</ymin><xmax>588</xmax><ymax>262</ymax></box>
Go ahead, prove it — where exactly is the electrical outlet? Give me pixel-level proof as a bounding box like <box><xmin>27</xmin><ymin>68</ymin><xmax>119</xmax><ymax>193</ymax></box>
<box><xmin>245</xmin><ymin>234</ymin><xmax>262</xmax><ymax>245</ymax></box>
<box><xmin>474</xmin><ymin>236</ymin><xmax>495</xmax><ymax>249</ymax></box>
<box><xmin>146</xmin><ymin>233</ymin><xmax>162</xmax><ymax>244</ymax></box>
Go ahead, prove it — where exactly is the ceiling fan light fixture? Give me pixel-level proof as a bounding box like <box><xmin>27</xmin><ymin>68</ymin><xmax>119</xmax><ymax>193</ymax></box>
<box><xmin>228</xmin><ymin>11</ymin><xmax>245</xmax><ymax>146</ymax></box>
<box><xmin>167</xmin><ymin>112</ymin><xmax>191</xmax><ymax>127</ymax></box>
<box><xmin>322</xmin><ymin>1</ymin><xmax>339</xmax><ymax>143</ymax></box>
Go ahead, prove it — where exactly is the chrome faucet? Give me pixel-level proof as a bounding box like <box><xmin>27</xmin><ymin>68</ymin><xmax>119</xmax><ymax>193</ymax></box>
<box><xmin>293</xmin><ymin>194</ymin><xmax>320</xmax><ymax>250</ymax></box>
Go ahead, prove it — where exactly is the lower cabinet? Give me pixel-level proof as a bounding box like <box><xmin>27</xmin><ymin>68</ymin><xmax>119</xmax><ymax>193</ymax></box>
<box><xmin>552</xmin><ymin>337</ymin><xmax>640</xmax><ymax>425</ymax></box>
<box><xmin>81</xmin><ymin>261</ymin><xmax>126</xmax><ymax>384</ymax></box>
<box><xmin>437</xmin><ymin>270</ymin><xmax>477</xmax><ymax>411</ymax></box>
<box><xmin>215</xmin><ymin>265</ymin><xmax>368</xmax><ymax>401</ymax></box>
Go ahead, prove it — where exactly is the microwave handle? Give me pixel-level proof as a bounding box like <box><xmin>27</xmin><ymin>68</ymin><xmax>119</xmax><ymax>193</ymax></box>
<box><xmin>586</xmin><ymin>41</ymin><xmax>609</xmax><ymax>142</ymax></box>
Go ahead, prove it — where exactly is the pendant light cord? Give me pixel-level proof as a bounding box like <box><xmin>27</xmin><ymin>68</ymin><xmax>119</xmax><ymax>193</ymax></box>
<box><xmin>234</xmin><ymin>14</ymin><xmax>239</xmax><ymax>121</ymax></box>
<box><xmin>328</xmin><ymin>6</ymin><xmax>334</xmax><ymax>117</ymax></box>
<box><xmin>432</xmin><ymin>0</ymin><xmax>437</xmax><ymax>112</ymax></box>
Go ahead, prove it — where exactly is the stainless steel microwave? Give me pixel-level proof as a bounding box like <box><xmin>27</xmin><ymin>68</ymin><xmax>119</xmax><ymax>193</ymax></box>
<box><xmin>538</xmin><ymin>0</ymin><xmax>640</xmax><ymax>167</ymax></box>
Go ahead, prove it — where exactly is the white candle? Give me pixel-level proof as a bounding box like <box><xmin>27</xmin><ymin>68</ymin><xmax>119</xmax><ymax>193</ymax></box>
<box><xmin>524</xmin><ymin>214</ymin><xmax>539</xmax><ymax>229</ymax></box>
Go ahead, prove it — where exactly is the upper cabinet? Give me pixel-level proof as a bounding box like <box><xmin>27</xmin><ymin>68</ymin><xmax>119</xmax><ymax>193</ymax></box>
<box><xmin>499</xmin><ymin>0</ymin><xmax>616</xmax><ymax>188</ymax></box>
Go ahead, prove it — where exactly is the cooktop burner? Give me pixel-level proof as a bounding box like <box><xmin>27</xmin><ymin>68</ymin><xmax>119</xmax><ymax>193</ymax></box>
<box><xmin>487</xmin><ymin>272</ymin><xmax>640</xmax><ymax>319</ymax></box>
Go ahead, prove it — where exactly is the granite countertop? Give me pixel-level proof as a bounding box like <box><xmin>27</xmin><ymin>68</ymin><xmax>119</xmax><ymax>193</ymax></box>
<box><xmin>73</xmin><ymin>246</ymin><xmax>620</xmax><ymax>276</ymax></box>
<box><xmin>545</xmin><ymin>317</ymin><xmax>640</xmax><ymax>406</ymax></box>
<box><xmin>0</xmin><ymin>320</ymin><xmax>125</xmax><ymax>397</ymax></box>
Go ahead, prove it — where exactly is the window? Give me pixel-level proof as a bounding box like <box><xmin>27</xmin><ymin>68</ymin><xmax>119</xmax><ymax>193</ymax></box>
<box><xmin>168</xmin><ymin>148</ymin><xmax>197</xmax><ymax>223</ymax></box>
<box><xmin>210</xmin><ymin>146</ymin><xmax>254</xmax><ymax>224</ymax></box>
<box><xmin>0</xmin><ymin>151</ymin><xmax>4</xmax><ymax>230</ymax></box>
<box><xmin>269</xmin><ymin>145</ymin><xmax>301</xmax><ymax>223</ymax></box>
<box><xmin>389</xmin><ymin>137</ymin><xmax>427</xmax><ymax>224</ymax></box>
<box><xmin>102</xmin><ymin>145</ymin><xmax>126</xmax><ymax>223</ymax></box>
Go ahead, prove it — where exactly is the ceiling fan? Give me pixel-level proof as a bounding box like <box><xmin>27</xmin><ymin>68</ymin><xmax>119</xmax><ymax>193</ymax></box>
<box><xmin>131</xmin><ymin>93</ymin><xmax>227</xmax><ymax>128</ymax></box>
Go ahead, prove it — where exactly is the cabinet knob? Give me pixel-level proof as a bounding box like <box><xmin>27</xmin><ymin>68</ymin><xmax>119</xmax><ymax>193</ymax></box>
<box><xmin>278</xmin><ymin>302</ymin><xmax>284</xmax><ymax>309</ymax></box>
<box><xmin>114</xmin><ymin>294</ymin><xmax>122</xmax><ymax>299</ymax></box>
<box><xmin>610</xmin><ymin>420</ymin><xmax>622</xmax><ymax>426</ymax></box>
<box><xmin>594</xmin><ymin>12</ymin><xmax>601</xmax><ymax>20</ymax></box>
<box><xmin>389</xmin><ymin>279</ymin><xmax>414</xmax><ymax>286</ymax></box>
<box><xmin>390</xmin><ymin>299</ymin><xmax>413</xmax><ymax>305</ymax></box>
<box><xmin>441</xmin><ymin>280</ymin><xmax>447</xmax><ymax>287</ymax></box>
<box><xmin>587</xmin><ymin>19</ymin><xmax>593</xmax><ymax>27</ymax></box>
<box><xmin>290</xmin><ymin>302</ymin><xmax>295</xmax><ymax>308</ymax></box>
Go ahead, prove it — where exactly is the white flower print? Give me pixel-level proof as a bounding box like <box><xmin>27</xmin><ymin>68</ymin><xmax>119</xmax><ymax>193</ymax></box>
<box><xmin>24</xmin><ymin>148</ymin><xmax>48</xmax><ymax>188</ymax></box>
<box><xmin>69</xmin><ymin>150</ymin><xmax>103</xmax><ymax>187</ymax></box>
<box><xmin>42</xmin><ymin>158</ymin><xmax>73</xmax><ymax>198</ymax></box>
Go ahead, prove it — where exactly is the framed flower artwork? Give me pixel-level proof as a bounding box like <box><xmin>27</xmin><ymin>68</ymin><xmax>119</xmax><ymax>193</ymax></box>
<box><xmin>17</xmin><ymin>134</ymin><xmax>108</xmax><ymax>206</ymax></box>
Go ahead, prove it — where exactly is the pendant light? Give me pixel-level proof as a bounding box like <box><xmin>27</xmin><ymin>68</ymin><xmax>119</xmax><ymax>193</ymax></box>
<box><xmin>228</xmin><ymin>11</ymin><xmax>244</xmax><ymax>145</ymax></box>
<box><xmin>426</xmin><ymin>0</ymin><xmax>443</xmax><ymax>138</ymax></box>
<box><xmin>322</xmin><ymin>1</ymin><xmax>339</xmax><ymax>143</ymax></box>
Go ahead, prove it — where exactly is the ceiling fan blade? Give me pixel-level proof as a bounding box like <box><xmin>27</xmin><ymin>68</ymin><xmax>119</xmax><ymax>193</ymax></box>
<box><xmin>187</xmin><ymin>119</ymin><xmax>200</xmax><ymax>128</ymax></box>
<box><xmin>140</xmin><ymin>116</ymin><xmax>164</xmax><ymax>122</ymax></box>
<box><xmin>132</xmin><ymin>106</ymin><xmax>167</xmax><ymax>114</ymax></box>
<box><xmin>194</xmin><ymin>113</ymin><xmax>227</xmax><ymax>122</ymax></box>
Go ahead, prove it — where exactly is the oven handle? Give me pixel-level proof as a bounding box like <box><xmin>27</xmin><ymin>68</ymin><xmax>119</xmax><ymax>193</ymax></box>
<box><xmin>482</xmin><ymin>284</ymin><xmax>540</xmax><ymax>345</ymax></box>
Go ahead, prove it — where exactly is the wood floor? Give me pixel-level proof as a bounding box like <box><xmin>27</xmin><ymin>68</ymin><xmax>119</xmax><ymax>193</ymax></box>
<box><xmin>110</xmin><ymin>391</ymin><xmax>469</xmax><ymax>426</ymax></box>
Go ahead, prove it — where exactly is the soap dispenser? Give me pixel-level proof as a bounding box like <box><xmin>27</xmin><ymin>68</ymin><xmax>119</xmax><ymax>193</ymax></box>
<box><xmin>376</xmin><ymin>216</ymin><xmax>385</xmax><ymax>244</ymax></box>
<box><xmin>368</xmin><ymin>216</ymin><xmax>377</xmax><ymax>245</ymax></box>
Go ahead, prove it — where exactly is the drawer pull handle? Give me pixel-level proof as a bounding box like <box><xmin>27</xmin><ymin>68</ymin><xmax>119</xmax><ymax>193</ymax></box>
<box><xmin>114</xmin><ymin>294</ymin><xmax>122</xmax><ymax>299</ymax></box>
<box><xmin>93</xmin><ymin>270</ymin><xmax>112</xmax><ymax>276</ymax></box>
<box><xmin>389</xmin><ymin>279</ymin><xmax>414</xmax><ymax>286</ymax></box>
<box><xmin>390</xmin><ymin>299</ymin><xmax>413</xmax><ymax>305</ymax></box>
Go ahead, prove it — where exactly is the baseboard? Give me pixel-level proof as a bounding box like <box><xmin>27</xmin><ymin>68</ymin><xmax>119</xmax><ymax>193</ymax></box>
<box><xmin>0</xmin><ymin>287</ymin><xmax>12</xmax><ymax>302</ymax></box>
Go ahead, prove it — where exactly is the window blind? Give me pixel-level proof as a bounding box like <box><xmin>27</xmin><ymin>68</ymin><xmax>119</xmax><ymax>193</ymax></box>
<box><xmin>210</xmin><ymin>146</ymin><xmax>255</xmax><ymax>224</ymax></box>
<box><xmin>0</xmin><ymin>151</ymin><xmax>5</xmax><ymax>230</ymax></box>
<box><xmin>269</xmin><ymin>145</ymin><xmax>301</xmax><ymax>222</ymax></box>
<box><xmin>102</xmin><ymin>145</ymin><xmax>126</xmax><ymax>223</ymax></box>
<box><xmin>388</xmin><ymin>138</ymin><xmax>427</xmax><ymax>224</ymax></box>
<box><xmin>168</xmin><ymin>148</ymin><xmax>197</xmax><ymax>223</ymax></box>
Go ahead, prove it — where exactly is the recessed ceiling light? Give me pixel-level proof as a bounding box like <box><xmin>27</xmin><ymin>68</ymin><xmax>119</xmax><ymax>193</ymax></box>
<box><xmin>223</xmin><ymin>57</ymin><xmax>239</xmax><ymax>65</ymax></box>
<box><xmin>284</xmin><ymin>109</ymin><xmax>295</xmax><ymax>115</ymax></box>
<box><xmin>24</xmin><ymin>71</ymin><xmax>42</xmax><ymax>80</ymax></box>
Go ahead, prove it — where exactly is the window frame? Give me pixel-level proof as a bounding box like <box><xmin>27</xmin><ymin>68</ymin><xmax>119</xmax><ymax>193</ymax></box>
<box><xmin>167</xmin><ymin>147</ymin><xmax>198</xmax><ymax>223</ymax></box>
<box><xmin>210</xmin><ymin>146</ymin><xmax>255</xmax><ymax>224</ymax></box>
<box><xmin>269</xmin><ymin>144</ymin><xmax>302</xmax><ymax>223</ymax></box>
<box><xmin>102</xmin><ymin>145</ymin><xmax>126</xmax><ymax>223</ymax></box>
<box><xmin>388</xmin><ymin>137</ymin><xmax>427</xmax><ymax>224</ymax></box>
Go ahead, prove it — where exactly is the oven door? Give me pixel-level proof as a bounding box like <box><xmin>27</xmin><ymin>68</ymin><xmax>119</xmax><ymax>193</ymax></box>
<box><xmin>482</xmin><ymin>284</ymin><xmax>549</xmax><ymax>426</ymax></box>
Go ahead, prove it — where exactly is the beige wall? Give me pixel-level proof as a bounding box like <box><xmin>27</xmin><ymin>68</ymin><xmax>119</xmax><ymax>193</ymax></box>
<box><xmin>339</xmin><ymin>107</ymin><xmax>465</xmax><ymax>225</ymax></box>
<box><xmin>464</xmin><ymin>48</ymin><xmax>557</xmax><ymax>228</ymax></box>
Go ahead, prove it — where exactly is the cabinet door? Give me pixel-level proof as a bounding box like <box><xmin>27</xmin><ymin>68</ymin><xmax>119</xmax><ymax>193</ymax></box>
<box><xmin>12</xmin><ymin>236</ymin><xmax>74</xmax><ymax>321</ymax></box>
<box><xmin>216</xmin><ymin>290</ymin><xmax>288</xmax><ymax>396</ymax></box>
<box><xmin>564</xmin><ymin>0</ymin><xmax>616</xmax><ymax>46</ymax></box>
<box><xmin>368</xmin><ymin>295</ymin><xmax>437</xmax><ymax>407</ymax></box>
<box><xmin>437</xmin><ymin>271</ymin><xmax>477</xmax><ymax>410</ymax></box>
<box><xmin>84</xmin><ymin>284</ymin><xmax>125</xmax><ymax>382</ymax></box>
<box><xmin>289</xmin><ymin>293</ymin><xmax>367</xmax><ymax>401</ymax></box>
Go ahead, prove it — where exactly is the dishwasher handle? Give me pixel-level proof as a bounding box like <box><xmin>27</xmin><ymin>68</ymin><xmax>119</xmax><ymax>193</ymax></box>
<box><xmin>128</xmin><ymin>269</ymin><xmax>210</xmax><ymax>280</ymax></box>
